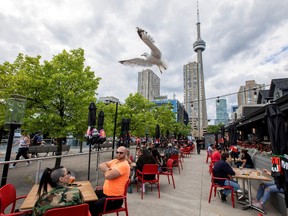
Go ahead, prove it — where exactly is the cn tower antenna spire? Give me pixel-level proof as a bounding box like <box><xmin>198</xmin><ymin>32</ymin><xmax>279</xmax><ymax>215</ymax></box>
<box><xmin>193</xmin><ymin>0</ymin><xmax>208</xmax><ymax>138</ymax></box>
<box><xmin>197</xmin><ymin>0</ymin><xmax>200</xmax><ymax>23</ymax></box>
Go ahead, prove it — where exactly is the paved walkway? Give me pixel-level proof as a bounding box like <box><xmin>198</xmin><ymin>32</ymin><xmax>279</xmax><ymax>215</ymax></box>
<box><xmin>0</xmin><ymin>147</ymin><xmax>283</xmax><ymax>215</ymax></box>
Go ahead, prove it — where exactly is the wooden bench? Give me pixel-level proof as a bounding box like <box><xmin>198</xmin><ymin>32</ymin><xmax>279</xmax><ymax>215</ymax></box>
<box><xmin>28</xmin><ymin>145</ymin><xmax>71</xmax><ymax>157</ymax></box>
<box><xmin>252</xmin><ymin>154</ymin><xmax>286</xmax><ymax>216</ymax></box>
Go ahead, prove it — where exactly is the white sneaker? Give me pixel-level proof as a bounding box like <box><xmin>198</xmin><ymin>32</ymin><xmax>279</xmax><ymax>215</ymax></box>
<box><xmin>9</xmin><ymin>164</ymin><xmax>15</xmax><ymax>169</ymax></box>
<box><xmin>253</xmin><ymin>201</ymin><xmax>263</xmax><ymax>209</ymax></box>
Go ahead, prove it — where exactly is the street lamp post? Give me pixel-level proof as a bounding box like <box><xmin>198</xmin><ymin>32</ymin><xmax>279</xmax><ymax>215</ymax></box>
<box><xmin>1</xmin><ymin>95</ymin><xmax>26</xmax><ymax>187</ymax></box>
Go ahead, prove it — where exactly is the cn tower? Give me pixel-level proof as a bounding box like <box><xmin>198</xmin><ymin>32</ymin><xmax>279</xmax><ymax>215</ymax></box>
<box><xmin>193</xmin><ymin>1</ymin><xmax>208</xmax><ymax>138</ymax></box>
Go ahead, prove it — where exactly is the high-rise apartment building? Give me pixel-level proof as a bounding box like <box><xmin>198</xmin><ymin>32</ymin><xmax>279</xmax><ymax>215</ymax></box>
<box><xmin>183</xmin><ymin>2</ymin><xmax>208</xmax><ymax>138</ymax></box>
<box><xmin>215</xmin><ymin>98</ymin><xmax>229</xmax><ymax>125</ymax></box>
<box><xmin>237</xmin><ymin>80</ymin><xmax>265</xmax><ymax>107</ymax></box>
<box><xmin>137</xmin><ymin>69</ymin><xmax>160</xmax><ymax>101</ymax></box>
<box><xmin>183</xmin><ymin>62</ymin><xmax>198</xmax><ymax>130</ymax></box>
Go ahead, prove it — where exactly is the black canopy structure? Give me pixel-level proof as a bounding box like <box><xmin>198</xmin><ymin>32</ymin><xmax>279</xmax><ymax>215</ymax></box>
<box><xmin>265</xmin><ymin>103</ymin><xmax>288</xmax><ymax>207</ymax></box>
<box><xmin>155</xmin><ymin>124</ymin><xmax>160</xmax><ymax>139</ymax></box>
<box><xmin>120</xmin><ymin>118</ymin><xmax>131</xmax><ymax>147</ymax></box>
<box><xmin>95</xmin><ymin>110</ymin><xmax>105</xmax><ymax>183</ymax></box>
<box><xmin>228</xmin><ymin>124</ymin><xmax>238</xmax><ymax>146</ymax></box>
<box><xmin>97</xmin><ymin>110</ymin><xmax>104</xmax><ymax>130</ymax></box>
<box><xmin>88</xmin><ymin>102</ymin><xmax>96</xmax><ymax>127</ymax></box>
<box><xmin>166</xmin><ymin>129</ymin><xmax>170</xmax><ymax>139</ymax></box>
<box><xmin>87</xmin><ymin>102</ymin><xmax>97</xmax><ymax>180</ymax></box>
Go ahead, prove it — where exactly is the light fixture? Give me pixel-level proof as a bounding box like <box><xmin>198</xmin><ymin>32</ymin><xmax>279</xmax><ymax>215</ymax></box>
<box><xmin>216</xmin><ymin>97</ymin><xmax>220</xmax><ymax>104</ymax></box>
<box><xmin>253</xmin><ymin>88</ymin><xmax>257</xmax><ymax>99</ymax></box>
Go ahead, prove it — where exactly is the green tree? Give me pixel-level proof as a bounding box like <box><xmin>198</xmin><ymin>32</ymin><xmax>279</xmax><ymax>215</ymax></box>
<box><xmin>1</xmin><ymin>49</ymin><xmax>100</xmax><ymax>166</ymax></box>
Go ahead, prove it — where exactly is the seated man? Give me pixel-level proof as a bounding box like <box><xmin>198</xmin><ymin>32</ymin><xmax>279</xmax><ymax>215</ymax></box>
<box><xmin>164</xmin><ymin>143</ymin><xmax>179</xmax><ymax>159</ymax></box>
<box><xmin>89</xmin><ymin>146</ymin><xmax>130</xmax><ymax>216</ymax></box>
<box><xmin>213</xmin><ymin>152</ymin><xmax>240</xmax><ymax>202</ymax></box>
<box><xmin>235</xmin><ymin>149</ymin><xmax>254</xmax><ymax>168</ymax></box>
<box><xmin>211</xmin><ymin>146</ymin><xmax>222</xmax><ymax>163</ymax></box>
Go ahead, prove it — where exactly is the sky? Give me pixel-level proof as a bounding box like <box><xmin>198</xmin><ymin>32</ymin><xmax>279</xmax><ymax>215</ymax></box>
<box><xmin>1</xmin><ymin>0</ymin><xmax>288</xmax><ymax>122</ymax></box>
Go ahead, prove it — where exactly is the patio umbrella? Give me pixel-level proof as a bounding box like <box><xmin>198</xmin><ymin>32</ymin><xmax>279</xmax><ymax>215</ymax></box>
<box><xmin>96</xmin><ymin>110</ymin><xmax>105</xmax><ymax>183</ymax></box>
<box><xmin>155</xmin><ymin>124</ymin><xmax>160</xmax><ymax>139</ymax></box>
<box><xmin>87</xmin><ymin>102</ymin><xmax>97</xmax><ymax>180</ymax></box>
<box><xmin>120</xmin><ymin>118</ymin><xmax>130</xmax><ymax>147</ymax></box>
<box><xmin>229</xmin><ymin>124</ymin><xmax>237</xmax><ymax>146</ymax></box>
<box><xmin>265</xmin><ymin>103</ymin><xmax>288</xmax><ymax>207</ymax></box>
<box><xmin>97</xmin><ymin>110</ymin><xmax>105</xmax><ymax>130</ymax></box>
<box><xmin>265</xmin><ymin>103</ymin><xmax>288</xmax><ymax>155</ymax></box>
<box><xmin>120</xmin><ymin>119</ymin><xmax>127</xmax><ymax>144</ymax></box>
<box><xmin>155</xmin><ymin>124</ymin><xmax>160</xmax><ymax>146</ymax></box>
<box><xmin>88</xmin><ymin>102</ymin><xmax>96</xmax><ymax>127</ymax></box>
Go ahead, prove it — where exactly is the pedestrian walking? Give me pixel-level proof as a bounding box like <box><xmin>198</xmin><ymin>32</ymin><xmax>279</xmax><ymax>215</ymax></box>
<box><xmin>10</xmin><ymin>131</ymin><xmax>31</xmax><ymax>169</ymax></box>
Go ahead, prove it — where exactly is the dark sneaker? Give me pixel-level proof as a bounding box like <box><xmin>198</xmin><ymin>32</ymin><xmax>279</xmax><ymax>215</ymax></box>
<box><xmin>219</xmin><ymin>190</ymin><xmax>227</xmax><ymax>202</ymax></box>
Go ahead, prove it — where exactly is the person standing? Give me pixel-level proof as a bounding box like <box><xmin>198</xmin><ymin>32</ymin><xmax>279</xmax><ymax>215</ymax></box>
<box><xmin>89</xmin><ymin>146</ymin><xmax>130</xmax><ymax>216</ymax></box>
<box><xmin>33</xmin><ymin>166</ymin><xmax>84</xmax><ymax>215</ymax></box>
<box><xmin>9</xmin><ymin>132</ymin><xmax>31</xmax><ymax>169</ymax></box>
<box><xmin>213</xmin><ymin>152</ymin><xmax>240</xmax><ymax>202</ymax></box>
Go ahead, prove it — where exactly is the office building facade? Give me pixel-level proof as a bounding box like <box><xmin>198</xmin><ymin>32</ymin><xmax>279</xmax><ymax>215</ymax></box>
<box><xmin>137</xmin><ymin>69</ymin><xmax>160</xmax><ymax>101</ymax></box>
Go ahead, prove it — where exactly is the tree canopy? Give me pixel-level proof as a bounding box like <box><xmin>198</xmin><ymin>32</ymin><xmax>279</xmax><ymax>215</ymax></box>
<box><xmin>0</xmin><ymin>48</ymin><xmax>100</xmax><ymax>140</ymax></box>
<box><xmin>0</xmin><ymin>49</ymin><xmax>190</xmax><ymax>145</ymax></box>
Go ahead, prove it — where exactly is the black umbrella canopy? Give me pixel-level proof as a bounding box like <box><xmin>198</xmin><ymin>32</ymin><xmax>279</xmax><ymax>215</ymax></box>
<box><xmin>166</xmin><ymin>129</ymin><xmax>169</xmax><ymax>138</ymax></box>
<box><xmin>265</xmin><ymin>103</ymin><xmax>288</xmax><ymax>155</ymax></box>
<box><xmin>88</xmin><ymin>102</ymin><xmax>97</xmax><ymax>127</ymax></box>
<box><xmin>265</xmin><ymin>103</ymin><xmax>288</xmax><ymax>207</ymax></box>
<box><xmin>97</xmin><ymin>110</ymin><xmax>105</xmax><ymax>130</ymax></box>
<box><xmin>229</xmin><ymin>124</ymin><xmax>237</xmax><ymax>146</ymax></box>
<box><xmin>120</xmin><ymin>118</ymin><xmax>127</xmax><ymax>135</ymax></box>
<box><xmin>155</xmin><ymin>124</ymin><xmax>160</xmax><ymax>139</ymax></box>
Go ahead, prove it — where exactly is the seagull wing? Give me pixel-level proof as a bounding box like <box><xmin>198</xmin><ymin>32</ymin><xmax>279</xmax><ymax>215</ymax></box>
<box><xmin>137</xmin><ymin>27</ymin><xmax>162</xmax><ymax>59</ymax></box>
<box><xmin>119</xmin><ymin>58</ymin><xmax>154</xmax><ymax>67</ymax></box>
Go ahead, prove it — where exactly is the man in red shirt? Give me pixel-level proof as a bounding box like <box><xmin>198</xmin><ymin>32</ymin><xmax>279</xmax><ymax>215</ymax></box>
<box><xmin>211</xmin><ymin>147</ymin><xmax>222</xmax><ymax>162</ymax></box>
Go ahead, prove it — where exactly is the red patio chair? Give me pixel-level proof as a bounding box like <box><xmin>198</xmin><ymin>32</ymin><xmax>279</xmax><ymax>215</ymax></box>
<box><xmin>169</xmin><ymin>154</ymin><xmax>183</xmax><ymax>174</ymax></box>
<box><xmin>159</xmin><ymin>159</ymin><xmax>175</xmax><ymax>189</ymax></box>
<box><xmin>44</xmin><ymin>203</ymin><xmax>91</xmax><ymax>216</ymax></box>
<box><xmin>182</xmin><ymin>147</ymin><xmax>191</xmax><ymax>157</ymax></box>
<box><xmin>0</xmin><ymin>183</ymin><xmax>32</xmax><ymax>216</ymax></box>
<box><xmin>136</xmin><ymin>164</ymin><xmax>160</xmax><ymax>199</ymax></box>
<box><xmin>98</xmin><ymin>180</ymin><xmax>129</xmax><ymax>216</ymax></box>
<box><xmin>208</xmin><ymin>172</ymin><xmax>235</xmax><ymax>208</ymax></box>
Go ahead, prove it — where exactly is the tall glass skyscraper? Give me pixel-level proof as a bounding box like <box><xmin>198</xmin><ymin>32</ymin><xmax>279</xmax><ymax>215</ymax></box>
<box><xmin>215</xmin><ymin>98</ymin><xmax>229</xmax><ymax>125</ymax></box>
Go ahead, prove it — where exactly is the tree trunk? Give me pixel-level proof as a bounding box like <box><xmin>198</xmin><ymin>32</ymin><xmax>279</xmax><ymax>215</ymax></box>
<box><xmin>54</xmin><ymin>138</ymin><xmax>63</xmax><ymax>167</ymax></box>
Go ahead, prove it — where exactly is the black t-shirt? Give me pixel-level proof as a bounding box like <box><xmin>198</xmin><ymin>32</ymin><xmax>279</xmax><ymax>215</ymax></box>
<box><xmin>242</xmin><ymin>153</ymin><xmax>254</xmax><ymax>167</ymax></box>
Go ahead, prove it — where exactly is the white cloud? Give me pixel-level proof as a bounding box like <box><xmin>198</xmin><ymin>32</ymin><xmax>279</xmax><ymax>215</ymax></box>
<box><xmin>0</xmin><ymin>0</ymin><xmax>287</xmax><ymax>121</ymax></box>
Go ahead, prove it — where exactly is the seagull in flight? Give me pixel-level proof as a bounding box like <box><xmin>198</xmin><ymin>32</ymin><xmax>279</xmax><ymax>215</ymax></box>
<box><xmin>119</xmin><ymin>27</ymin><xmax>167</xmax><ymax>74</ymax></box>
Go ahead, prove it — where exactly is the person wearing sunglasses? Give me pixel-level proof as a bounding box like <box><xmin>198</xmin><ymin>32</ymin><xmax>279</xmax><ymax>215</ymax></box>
<box><xmin>89</xmin><ymin>146</ymin><xmax>130</xmax><ymax>216</ymax></box>
<box><xmin>32</xmin><ymin>166</ymin><xmax>84</xmax><ymax>216</ymax></box>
